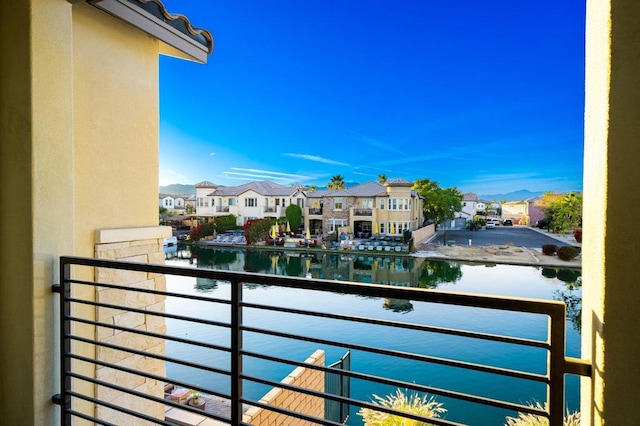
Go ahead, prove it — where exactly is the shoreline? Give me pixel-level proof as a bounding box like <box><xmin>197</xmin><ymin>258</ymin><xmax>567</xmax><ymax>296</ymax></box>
<box><xmin>181</xmin><ymin>240</ymin><xmax>582</xmax><ymax>270</ymax></box>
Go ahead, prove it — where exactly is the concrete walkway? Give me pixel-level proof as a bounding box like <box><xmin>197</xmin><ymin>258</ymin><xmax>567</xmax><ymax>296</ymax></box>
<box><xmin>415</xmin><ymin>227</ymin><xmax>581</xmax><ymax>269</ymax></box>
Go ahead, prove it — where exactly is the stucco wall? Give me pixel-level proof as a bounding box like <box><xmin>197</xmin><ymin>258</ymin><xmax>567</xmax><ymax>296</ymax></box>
<box><xmin>582</xmin><ymin>0</ymin><xmax>640</xmax><ymax>424</ymax></box>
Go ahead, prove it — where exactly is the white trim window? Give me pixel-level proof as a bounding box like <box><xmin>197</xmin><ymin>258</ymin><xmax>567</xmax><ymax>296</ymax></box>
<box><xmin>245</xmin><ymin>198</ymin><xmax>257</xmax><ymax>207</ymax></box>
<box><xmin>334</xmin><ymin>198</ymin><xmax>343</xmax><ymax>211</ymax></box>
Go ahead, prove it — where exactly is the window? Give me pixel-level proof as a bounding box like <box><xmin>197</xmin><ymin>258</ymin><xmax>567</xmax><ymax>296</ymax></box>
<box><xmin>245</xmin><ymin>198</ymin><xmax>257</xmax><ymax>207</ymax></box>
<box><xmin>275</xmin><ymin>198</ymin><xmax>280</xmax><ymax>206</ymax></box>
<box><xmin>297</xmin><ymin>198</ymin><xmax>304</xmax><ymax>208</ymax></box>
<box><xmin>380</xmin><ymin>199</ymin><xmax>385</xmax><ymax>210</ymax></box>
<box><xmin>329</xmin><ymin>219</ymin><xmax>348</xmax><ymax>232</ymax></box>
<box><xmin>379</xmin><ymin>222</ymin><xmax>385</xmax><ymax>234</ymax></box>
<box><xmin>334</xmin><ymin>198</ymin><xmax>343</xmax><ymax>210</ymax></box>
<box><xmin>210</xmin><ymin>198</ymin><xmax>215</xmax><ymax>206</ymax></box>
<box><xmin>228</xmin><ymin>198</ymin><xmax>236</xmax><ymax>206</ymax></box>
<box><xmin>362</xmin><ymin>199</ymin><xmax>373</xmax><ymax>209</ymax></box>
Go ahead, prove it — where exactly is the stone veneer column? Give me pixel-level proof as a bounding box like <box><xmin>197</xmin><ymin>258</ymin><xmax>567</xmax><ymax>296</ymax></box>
<box><xmin>93</xmin><ymin>226</ymin><xmax>172</xmax><ymax>425</ymax></box>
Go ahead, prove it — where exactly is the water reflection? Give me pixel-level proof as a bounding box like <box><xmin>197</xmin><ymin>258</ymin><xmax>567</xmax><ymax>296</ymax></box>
<box><xmin>543</xmin><ymin>267</ymin><xmax>582</xmax><ymax>332</ymax></box>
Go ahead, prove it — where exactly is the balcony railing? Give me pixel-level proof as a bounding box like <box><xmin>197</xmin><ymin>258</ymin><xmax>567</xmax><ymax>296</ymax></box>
<box><xmin>264</xmin><ymin>206</ymin><xmax>277</xmax><ymax>213</ymax></box>
<box><xmin>308</xmin><ymin>208</ymin><xmax>323</xmax><ymax>215</ymax></box>
<box><xmin>354</xmin><ymin>208</ymin><xmax>373</xmax><ymax>216</ymax></box>
<box><xmin>52</xmin><ymin>256</ymin><xmax>591</xmax><ymax>426</ymax></box>
<box><xmin>216</xmin><ymin>206</ymin><xmax>230</xmax><ymax>213</ymax></box>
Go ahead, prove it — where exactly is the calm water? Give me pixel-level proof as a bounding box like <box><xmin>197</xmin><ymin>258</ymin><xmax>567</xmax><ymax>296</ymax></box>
<box><xmin>163</xmin><ymin>245</ymin><xmax>582</xmax><ymax>425</ymax></box>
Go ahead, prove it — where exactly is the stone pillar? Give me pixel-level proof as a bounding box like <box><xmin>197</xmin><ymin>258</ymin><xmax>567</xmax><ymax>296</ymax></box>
<box><xmin>93</xmin><ymin>226</ymin><xmax>171</xmax><ymax>425</ymax></box>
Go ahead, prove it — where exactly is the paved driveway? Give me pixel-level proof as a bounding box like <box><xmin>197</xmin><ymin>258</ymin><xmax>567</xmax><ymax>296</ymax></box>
<box><xmin>430</xmin><ymin>226</ymin><xmax>574</xmax><ymax>248</ymax></box>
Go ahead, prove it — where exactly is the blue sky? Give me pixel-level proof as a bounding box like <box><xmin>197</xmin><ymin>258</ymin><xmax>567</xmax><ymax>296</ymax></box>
<box><xmin>158</xmin><ymin>0</ymin><xmax>585</xmax><ymax>195</ymax></box>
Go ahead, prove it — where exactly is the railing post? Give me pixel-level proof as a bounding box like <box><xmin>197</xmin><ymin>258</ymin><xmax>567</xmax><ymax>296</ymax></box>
<box><xmin>60</xmin><ymin>258</ymin><xmax>72</xmax><ymax>426</ymax></box>
<box><xmin>230</xmin><ymin>278</ymin><xmax>243</xmax><ymax>425</ymax></box>
<box><xmin>548</xmin><ymin>306</ymin><xmax>567</xmax><ymax>425</ymax></box>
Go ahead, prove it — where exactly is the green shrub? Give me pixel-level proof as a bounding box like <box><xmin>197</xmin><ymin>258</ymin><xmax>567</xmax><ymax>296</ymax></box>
<box><xmin>541</xmin><ymin>244</ymin><xmax>558</xmax><ymax>256</ymax></box>
<box><xmin>357</xmin><ymin>388</ymin><xmax>446</xmax><ymax>425</ymax></box>
<box><xmin>214</xmin><ymin>214</ymin><xmax>237</xmax><ymax>233</ymax></box>
<box><xmin>556</xmin><ymin>246</ymin><xmax>580</xmax><ymax>261</ymax></box>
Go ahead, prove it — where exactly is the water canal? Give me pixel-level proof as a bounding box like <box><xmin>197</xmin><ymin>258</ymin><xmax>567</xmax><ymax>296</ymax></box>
<box><xmin>163</xmin><ymin>245</ymin><xmax>582</xmax><ymax>425</ymax></box>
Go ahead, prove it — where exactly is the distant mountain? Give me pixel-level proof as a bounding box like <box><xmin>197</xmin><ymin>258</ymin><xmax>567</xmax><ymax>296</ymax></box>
<box><xmin>159</xmin><ymin>184</ymin><xmax>195</xmax><ymax>195</ymax></box>
<box><xmin>478</xmin><ymin>190</ymin><xmax>545</xmax><ymax>202</ymax></box>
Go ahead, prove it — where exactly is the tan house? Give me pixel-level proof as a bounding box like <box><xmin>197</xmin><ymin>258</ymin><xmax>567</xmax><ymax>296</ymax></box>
<box><xmin>306</xmin><ymin>179</ymin><xmax>424</xmax><ymax>238</ymax></box>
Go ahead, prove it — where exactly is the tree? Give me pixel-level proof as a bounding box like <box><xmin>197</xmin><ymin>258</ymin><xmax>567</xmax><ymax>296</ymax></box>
<box><xmin>327</xmin><ymin>174</ymin><xmax>346</xmax><ymax>190</ymax></box>
<box><xmin>412</xmin><ymin>179</ymin><xmax>463</xmax><ymax>224</ymax></box>
<box><xmin>285</xmin><ymin>204</ymin><xmax>302</xmax><ymax>232</ymax></box>
<box><xmin>307</xmin><ymin>185</ymin><xmax>317</xmax><ymax>192</ymax></box>
<box><xmin>539</xmin><ymin>192</ymin><xmax>583</xmax><ymax>233</ymax></box>
<box><xmin>377</xmin><ymin>174</ymin><xmax>387</xmax><ymax>184</ymax></box>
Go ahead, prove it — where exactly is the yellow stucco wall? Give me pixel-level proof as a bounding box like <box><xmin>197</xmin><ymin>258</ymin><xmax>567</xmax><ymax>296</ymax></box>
<box><xmin>0</xmin><ymin>1</ymin><xmax>164</xmax><ymax>424</ymax></box>
<box><xmin>582</xmin><ymin>0</ymin><xmax>640</xmax><ymax>424</ymax></box>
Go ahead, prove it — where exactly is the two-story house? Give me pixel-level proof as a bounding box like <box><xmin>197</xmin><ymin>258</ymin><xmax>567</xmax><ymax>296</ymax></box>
<box><xmin>306</xmin><ymin>179</ymin><xmax>423</xmax><ymax>239</ymax></box>
<box><xmin>195</xmin><ymin>180</ymin><xmax>306</xmax><ymax>226</ymax></box>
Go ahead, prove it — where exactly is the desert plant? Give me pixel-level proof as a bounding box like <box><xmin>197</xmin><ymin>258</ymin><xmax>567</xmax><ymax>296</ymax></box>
<box><xmin>357</xmin><ymin>389</ymin><xmax>446</xmax><ymax>425</ymax></box>
<box><xmin>504</xmin><ymin>402</ymin><xmax>580</xmax><ymax>426</ymax></box>
<box><xmin>541</xmin><ymin>244</ymin><xmax>558</xmax><ymax>256</ymax></box>
<box><xmin>556</xmin><ymin>246</ymin><xmax>580</xmax><ymax>261</ymax></box>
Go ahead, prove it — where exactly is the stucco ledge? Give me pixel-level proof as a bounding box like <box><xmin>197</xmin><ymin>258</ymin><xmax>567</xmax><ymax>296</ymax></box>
<box><xmin>96</xmin><ymin>226</ymin><xmax>172</xmax><ymax>244</ymax></box>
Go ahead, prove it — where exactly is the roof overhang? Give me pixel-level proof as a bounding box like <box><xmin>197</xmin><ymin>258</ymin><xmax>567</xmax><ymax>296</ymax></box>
<box><xmin>70</xmin><ymin>0</ymin><xmax>213</xmax><ymax>64</ymax></box>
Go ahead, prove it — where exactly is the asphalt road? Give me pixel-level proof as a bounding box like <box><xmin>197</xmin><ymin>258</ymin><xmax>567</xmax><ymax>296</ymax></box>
<box><xmin>429</xmin><ymin>226</ymin><xmax>574</xmax><ymax>248</ymax></box>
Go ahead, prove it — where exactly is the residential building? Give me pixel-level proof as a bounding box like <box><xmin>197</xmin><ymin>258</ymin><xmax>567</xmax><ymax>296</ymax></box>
<box><xmin>159</xmin><ymin>193</ymin><xmax>186</xmax><ymax>212</ymax></box>
<box><xmin>195</xmin><ymin>180</ymin><xmax>306</xmax><ymax>226</ymax></box>
<box><xmin>501</xmin><ymin>198</ymin><xmax>545</xmax><ymax>226</ymax></box>
<box><xmin>0</xmin><ymin>0</ymin><xmax>213</xmax><ymax>424</ymax></box>
<box><xmin>306</xmin><ymin>179</ymin><xmax>424</xmax><ymax>238</ymax></box>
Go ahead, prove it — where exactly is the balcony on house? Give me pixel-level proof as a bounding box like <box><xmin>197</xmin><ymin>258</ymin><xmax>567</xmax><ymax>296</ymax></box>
<box><xmin>52</xmin><ymin>256</ymin><xmax>591</xmax><ymax>426</ymax></box>
<box><xmin>308</xmin><ymin>207</ymin><xmax>323</xmax><ymax>216</ymax></box>
<box><xmin>216</xmin><ymin>206</ymin><xmax>230</xmax><ymax>213</ymax></box>
<box><xmin>353</xmin><ymin>208</ymin><xmax>373</xmax><ymax>216</ymax></box>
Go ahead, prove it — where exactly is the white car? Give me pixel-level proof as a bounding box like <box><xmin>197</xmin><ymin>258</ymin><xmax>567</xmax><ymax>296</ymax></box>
<box><xmin>486</xmin><ymin>222</ymin><xmax>496</xmax><ymax>229</ymax></box>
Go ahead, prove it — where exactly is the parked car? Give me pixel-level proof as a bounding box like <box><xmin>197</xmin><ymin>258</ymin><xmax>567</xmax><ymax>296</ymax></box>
<box><xmin>486</xmin><ymin>222</ymin><xmax>496</xmax><ymax>229</ymax></box>
<box><xmin>502</xmin><ymin>219</ymin><xmax>513</xmax><ymax>226</ymax></box>
<box><xmin>536</xmin><ymin>219</ymin><xmax>550</xmax><ymax>229</ymax></box>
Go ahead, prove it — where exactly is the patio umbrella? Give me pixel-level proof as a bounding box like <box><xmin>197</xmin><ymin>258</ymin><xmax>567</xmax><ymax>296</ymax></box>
<box><xmin>374</xmin><ymin>223</ymin><xmax>379</xmax><ymax>235</ymax></box>
<box><xmin>286</xmin><ymin>222</ymin><xmax>291</xmax><ymax>233</ymax></box>
<box><xmin>391</xmin><ymin>223</ymin><xmax>395</xmax><ymax>235</ymax></box>
<box><xmin>306</xmin><ymin>228</ymin><xmax>311</xmax><ymax>240</ymax></box>
<box><xmin>271</xmin><ymin>225</ymin><xmax>276</xmax><ymax>239</ymax></box>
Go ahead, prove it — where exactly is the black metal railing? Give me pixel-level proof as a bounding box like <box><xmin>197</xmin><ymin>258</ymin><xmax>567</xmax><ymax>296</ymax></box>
<box><xmin>354</xmin><ymin>209</ymin><xmax>373</xmax><ymax>216</ymax></box>
<box><xmin>217</xmin><ymin>206</ymin><xmax>230</xmax><ymax>213</ymax></box>
<box><xmin>309</xmin><ymin>208</ymin><xmax>323</xmax><ymax>215</ymax></box>
<box><xmin>52</xmin><ymin>256</ymin><xmax>591</xmax><ymax>426</ymax></box>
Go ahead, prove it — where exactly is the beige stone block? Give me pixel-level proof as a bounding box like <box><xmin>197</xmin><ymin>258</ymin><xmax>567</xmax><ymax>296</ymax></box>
<box><xmin>97</xmin><ymin>305</ymin><xmax>126</xmax><ymax>322</ymax></box>
<box><xmin>96</xmin><ymin>322</ymin><xmax>115</xmax><ymax>340</ymax></box>
<box><xmin>147</xmin><ymin>251</ymin><xmax>166</xmax><ymax>265</ymax></box>
<box><xmin>96</xmin><ymin>260</ymin><xmax>148</xmax><ymax>285</ymax></box>
<box><xmin>114</xmin><ymin>311</ymin><xmax>145</xmax><ymax>329</ymax></box>
<box><xmin>97</xmin><ymin>278</ymin><xmax>157</xmax><ymax>309</ymax></box>
<box><xmin>165</xmin><ymin>406</ymin><xmax>208</xmax><ymax>426</ymax></box>
<box><xmin>96</xmin><ymin>227</ymin><xmax>172</xmax><ymax>245</ymax></box>
<box><xmin>97</xmin><ymin>327</ymin><xmax>164</xmax><ymax>364</ymax></box>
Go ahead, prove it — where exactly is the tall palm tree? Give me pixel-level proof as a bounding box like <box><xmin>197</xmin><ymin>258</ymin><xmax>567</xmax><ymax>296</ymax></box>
<box><xmin>327</xmin><ymin>174</ymin><xmax>346</xmax><ymax>190</ymax></box>
<box><xmin>307</xmin><ymin>185</ymin><xmax>317</xmax><ymax>192</ymax></box>
<box><xmin>378</xmin><ymin>174</ymin><xmax>387</xmax><ymax>184</ymax></box>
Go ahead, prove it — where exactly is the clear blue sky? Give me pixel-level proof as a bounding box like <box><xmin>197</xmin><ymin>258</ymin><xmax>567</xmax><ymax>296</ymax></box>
<box><xmin>158</xmin><ymin>0</ymin><xmax>585</xmax><ymax>195</ymax></box>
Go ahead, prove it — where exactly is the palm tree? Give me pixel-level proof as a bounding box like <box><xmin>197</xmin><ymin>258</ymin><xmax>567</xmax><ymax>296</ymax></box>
<box><xmin>307</xmin><ymin>185</ymin><xmax>317</xmax><ymax>192</ymax></box>
<box><xmin>328</xmin><ymin>174</ymin><xmax>346</xmax><ymax>190</ymax></box>
<box><xmin>378</xmin><ymin>174</ymin><xmax>387</xmax><ymax>184</ymax></box>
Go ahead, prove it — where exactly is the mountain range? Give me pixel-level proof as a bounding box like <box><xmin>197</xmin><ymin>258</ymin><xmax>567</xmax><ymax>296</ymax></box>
<box><xmin>160</xmin><ymin>183</ymin><xmax>545</xmax><ymax>202</ymax></box>
<box><xmin>477</xmin><ymin>190</ymin><xmax>545</xmax><ymax>202</ymax></box>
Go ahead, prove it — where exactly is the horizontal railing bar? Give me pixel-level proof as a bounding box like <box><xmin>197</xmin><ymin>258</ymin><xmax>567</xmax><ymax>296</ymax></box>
<box><xmin>242</xmin><ymin>390</ymin><xmax>467</xmax><ymax>426</ymax></box>
<box><xmin>61</xmin><ymin>256</ymin><xmax>566</xmax><ymax>315</ymax></box>
<box><xmin>67</xmin><ymin>333</ymin><xmax>231</xmax><ymax>378</ymax></box>
<box><xmin>565</xmin><ymin>356</ymin><xmax>593</xmax><ymax>377</ymax></box>
<box><xmin>241</xmin><ymin>325</ymin><xmax>549</xmax><ymax>383</ymax></box>
<box><xmin>68</xmin><ymin>278</ymin><xmax>231</xmax><ymax>306</ymax></box>
<box><xmin>241</xmin><ymin>301</ymin><xmax>550</xmax><ymax>349</ymax></box>
<box><xmin>68</xmin><ymin>352</ymin><xmax>230</xmax><ymax>404</ymax></box>
<box><xmin>242</xmin><ymin>363</ymin><xmax>547</xmax><ymax>417</ymax></box>
<box><xmin>67</xmin><ymin>296</ymin><xmax>231</xmax><ymax>330</ymax></box>
<box><xmin>66</xmin><ymin>390</ymin><xmax>174</xmax><ymax>426</ymax></box>
<box><xmin>240</xmin><ymin>396</ymin><xmax>346</xmax><ymax>426</ymax></box>
<box><xmin>68</xmin><ymin>315</ymin><xmax>232</xmax><ymax>355</ymax></box>
<box><xmin>67</xmin><ymin>372</ymin><xmax>228</xmax><ymax>424</ymax></box>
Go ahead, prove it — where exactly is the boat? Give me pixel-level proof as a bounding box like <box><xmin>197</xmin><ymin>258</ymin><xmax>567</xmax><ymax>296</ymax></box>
<box><xmin>163</xmin><ymin>236</ymin><xmax>178</xmax><ymax>246</ymax></box>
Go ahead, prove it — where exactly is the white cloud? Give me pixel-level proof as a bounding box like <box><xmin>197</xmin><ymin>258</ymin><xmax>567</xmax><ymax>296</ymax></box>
<box><xmin>284</xmin><ymin>153</ymin><xmax>349</xmax><ymax>166</ymax></box>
